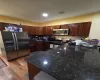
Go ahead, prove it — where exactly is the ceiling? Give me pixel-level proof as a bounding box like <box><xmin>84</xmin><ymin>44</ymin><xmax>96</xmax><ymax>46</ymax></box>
<box><xmin>0</xmin><ymin>0</ymin><xmax>100</xmax><ymax>22</ymax></box>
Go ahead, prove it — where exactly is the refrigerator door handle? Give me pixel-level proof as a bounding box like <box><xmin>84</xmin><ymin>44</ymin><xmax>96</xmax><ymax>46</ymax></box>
<box><xmin>12</xmin><ymin>33</ymin><xmax>16</xmax><ymax>50</ymax></box>
<box><xmin>14</xmin><ymin>33</ymin><xmax>19</xmax><ymax>50</ymax></box>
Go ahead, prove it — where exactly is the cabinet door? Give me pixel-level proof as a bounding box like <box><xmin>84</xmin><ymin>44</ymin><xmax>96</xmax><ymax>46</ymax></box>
<box><xmin>61</xmin><ymin>24</ymin><xmax>68</xmax><ymax>29</ymax></box>
<box><xmin>29</xmin><ymin>42</ymin><xmax>36</xmax><ymax>52</ymax></box>
<box><xmin>52</xmin><ymin>25</ymin><xmax>61</xmax><ymax>29</ymax></box>
<box><xmin>0</xmin><ymin>23</ymin><xmax>4</xmax><ymax>31</ymax></box>
<box><xmin>29</xmin><ymin>27</ymin><xmax>36</xmax><ymax>35</ymax></box>
<box><xmin>22</xmin><ymin>25</ymin><xmax>30</xmax><ymax>34</ymax></box>
<box><xmin>44</xmin><ymin>27</ymin><xmax>53</xmax><ymax>35</ymax></box>
<box><xmin>68</xmin><ymin>24</ymin><xmax>79</xmax><ymax>36</ymax></box>
<box><xmin>78</xmin><ymin>22</ymin><xmax>91</xmax><ymax>37</ymax></box>
<box><xmin>35</xmin><ymin>42</ymin><xmax>44</xmax><ymax>51</ymax></box>
<box><xmin>43</xmin><ymin>42</ymin><xmax>50</xmax><ymax>50</ymax></box>
<box><xmin>35</xmin><ymin>27</ymin><xmax>43</xmax><ymax>35</ymax></box>
<box><xmin>83</xmin><ymin>22</ymin><xmax>91</xmax><ymax>37</ymax></box>
<box><xmin>49</xmin><ymin>27</ymin><xmax>53</xmax><ymax>35</ymax></box>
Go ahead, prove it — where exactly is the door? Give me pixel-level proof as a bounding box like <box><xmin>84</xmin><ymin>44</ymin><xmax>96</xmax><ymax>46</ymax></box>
<box><xmin>1</xmin><ymin>32</ymin><xmax>18</xmax><ymax>60</ymax></box>
<box><xmin>15</xmin><ymin>32</ymin><xmax>29</xmax><ymax>57</ymax></box>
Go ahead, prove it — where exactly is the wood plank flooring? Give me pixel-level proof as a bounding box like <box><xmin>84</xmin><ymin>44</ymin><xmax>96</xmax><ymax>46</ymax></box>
<box><xmin>0</xmin><ymin>56</ymin><xmax>28</xmax><ymax>80</ymax></box>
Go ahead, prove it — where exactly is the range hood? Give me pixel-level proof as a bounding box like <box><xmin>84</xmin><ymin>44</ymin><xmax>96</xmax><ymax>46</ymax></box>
<box><xmin>53</xmin><ymin>29</ymin><xmax>69</xmax><ymax>35</ymax></box>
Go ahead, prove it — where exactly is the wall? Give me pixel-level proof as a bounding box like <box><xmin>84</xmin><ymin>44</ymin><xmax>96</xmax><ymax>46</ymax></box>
<box><xmin>0</xmin><ymin>12</ymin><xmax>100</xmax><ymax>39</ymax></box>
<box><xmin>89</xmin><ymin>12</ymin><xmax>100</xmax><ymax>39</ymax></box>
<box><xmin>41</xmin><ymin>13</ymin><xmax>94</xmax><ymax>26</ymax></box>
<box><xmin>41</xmin><ymin>12</ymin><xmax>100</xmax><ymax>39</ymax></box>
<box><xmin>0</xmin><ymin>15</ymin><xmax>40</xmax><ymax>26</ymax></box>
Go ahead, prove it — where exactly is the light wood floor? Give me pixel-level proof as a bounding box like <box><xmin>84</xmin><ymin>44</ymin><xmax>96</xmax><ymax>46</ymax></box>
<box><xmin>0</xmin><ymin>56</ymin><xmax>28</xmax><ymax>80</ymax></box>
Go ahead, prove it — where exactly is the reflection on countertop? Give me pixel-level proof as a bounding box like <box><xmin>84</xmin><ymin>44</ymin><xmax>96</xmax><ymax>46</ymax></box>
<box><xmin>25</xmin><ymin>44</ymin><xmax>100</xmax><ymax>80</ymax></box>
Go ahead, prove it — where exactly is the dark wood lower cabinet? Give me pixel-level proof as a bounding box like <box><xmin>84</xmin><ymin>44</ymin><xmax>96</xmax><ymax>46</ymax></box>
<box><xmin>43</xmin><ymin>42</ymin><xmax>50</xmax><ymax>50</ymax></box>
<box><xmin>35</xmin><ymin>42</ymin><xmax>44</xmax><ymax>51</ymax></box>
<box><xmin>28</xmin><ymin>62</ymin><xmax>40</xmax><ymax>80</ymax></box>
<box><xmin>29</xmin><ymin>42</ymin><xmax>50</xmax><ymax>52</ymax></box>
<box><xmin>29</xmin><ymin>43</ymin><xmax>36</xmax><ymax>52</ymax></box>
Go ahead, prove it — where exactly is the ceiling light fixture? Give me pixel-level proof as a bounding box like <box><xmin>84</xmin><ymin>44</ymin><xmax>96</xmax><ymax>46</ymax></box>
<box><xmin>59</xmin><ymin>11</ymin><xmax>65</xmax><ymax>14</ymax></box>
<box><xmin>42</xmin><ymin>13</ymin><xmax>48</xmax><ymax>17</ymax></box>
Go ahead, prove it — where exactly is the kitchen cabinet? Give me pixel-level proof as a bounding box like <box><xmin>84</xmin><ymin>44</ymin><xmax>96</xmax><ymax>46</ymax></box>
<box><xmin>35</xmin><ymin>42</ymin><xmax>44</xmax><ymax>51</ymax></box>
<box><xmin>22</xmin><ymin>25</ymin><xmax>30</xmax><ymax>34</ymax></box>
<box><xmin>52</xmin><ymin>25</ymin><xmax>61</xmax><ymax>29</ymax></box>
<box><xmin>29</xmin><ymin>27</ymin><xmax>36</xmax><ymax>35</ymax></box>
<box><xmin>29</xmin><ymin>42</ymin><xmax>36</xmax><ymax>52</ymax></box>
<box><xmin>29</xmin><ymin>41</ymin><xmax>50</xmax><ymax>52</ymax></box>
<box><xmin>67</xmin><ymin>22</ymin><xmax>91</xmax><ymax>37</ymax></box>
<box><xmin>22</xmin><ymin>26</ymin><xmax>40</xmax><ymax>35</ymax></box>
<box><xmin>35</xmin><ymin>27</ymin><xmax>43</xmax><ymax>35</ymax></box>
<box><xmin>43</xmin><ymin>42</ymin><xmax>50</xmax><ymax>50</ymax></box>
<box><xmin>0</xmin><ymin>23</ymin><xmax>4</xmax><ymax>31</ymax></box>
<box><xmin>29</xmin><ymin>27</ymin><xmax>52</xmax><ymax>36</ymax></box>
<box><xmin>61</xmin><ymin>24</ymin><xmax>68</xmax><ymax>29</ymax></box>
<box><xmin>68</xmin><ymin>23</ymin><xmax>79</xmax><ymax>36</ymax></box>
<box><xmin>78</xmin><ymin>22</ymin><xmax>91</xmax><ymax>37</ymax></box>
<box><xmin>46</xmin><ymin>27</ymin><xmax>53</xmax><ymax>35</ymax></box>
<box><xmin>43</xmin><ymin>27</ymin><xmax>53</xmax><ymax>35</ymax></box>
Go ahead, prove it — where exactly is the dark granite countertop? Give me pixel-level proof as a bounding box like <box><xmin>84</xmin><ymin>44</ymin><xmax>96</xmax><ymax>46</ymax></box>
<box><xmin>25</xmin><ymin>44</ymin><xmax>100</xmax><ymax>80</ymax></box>
<box><xmin>30</xmin><ymin>40</ymin><xmax>64</xmax><ymax>45</ymax></box>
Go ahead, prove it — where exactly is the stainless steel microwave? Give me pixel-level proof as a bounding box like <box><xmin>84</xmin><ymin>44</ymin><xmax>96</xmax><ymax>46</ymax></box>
<box><xmin>53</xmin><ymin>29</ymin><xmax>69</xmax><ymax>35</ymax></box>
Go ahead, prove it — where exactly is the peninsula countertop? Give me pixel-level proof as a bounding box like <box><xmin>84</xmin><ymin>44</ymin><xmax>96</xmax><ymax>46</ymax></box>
<box><xmin>30</xmin><ymin>40</ymin><xmax>64</xmax><ymax>45</ymax></box>
<box><xmin>25</xmin><ymin>44</ymin><xmax>100</xmax><ymax>80</ymax></box>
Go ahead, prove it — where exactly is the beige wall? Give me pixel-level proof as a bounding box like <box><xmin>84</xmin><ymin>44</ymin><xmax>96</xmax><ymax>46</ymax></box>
<box><xmin>89</xmin><ymin>12</ymin><xmax>100</xmax><ymax>39</ymax></box>
<box><xmin>0</xmin><ymin>14</ymin><xmax>94</xmax><ymax>27</ymax></box>
<box><xmin>41</xmin><ymin>13</ymin><xmax>94</xmax><ymax>26</ymax></box>
<box><xmin>41</xmin><ymin>12</ymin><xmax>100</xmax><ymax>39</ymax></box>
<box><xmin>0</xmin><ymin>12</ymin><xmax>100</xmax><ymax>39</ymax></box>
<box><xmin>0</xmin><ymin>15</ymin><xmax>40</xmax><ymax>26</ymax></box>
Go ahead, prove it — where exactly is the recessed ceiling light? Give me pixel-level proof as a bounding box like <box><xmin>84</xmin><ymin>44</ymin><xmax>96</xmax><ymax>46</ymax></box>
<box><xmin>42</xmin><ymin>13</ymin><xmax>48</xmax><ymax>17</ymax></box>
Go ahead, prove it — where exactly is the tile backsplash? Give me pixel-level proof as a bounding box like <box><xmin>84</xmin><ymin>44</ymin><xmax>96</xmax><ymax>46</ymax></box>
<box><xmin>55</xmin><ymin>36</ymin><xmax>84</xmax><ymax>40</ymax></box>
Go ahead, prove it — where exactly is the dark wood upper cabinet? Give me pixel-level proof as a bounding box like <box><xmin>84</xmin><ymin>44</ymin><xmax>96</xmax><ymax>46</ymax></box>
<box><xmin>68</xmin><ymin>22</ymin><xmax>91</xmax><ymax>37</ymax></box>
<box><xmin>49</xmin><ymin>27</ymin><xmax>53</xmax><ymax>35</ymax></box>
<box><xmin>29</xmin><ymin>27</ymin><xmax>36</xmax><ymax>35</ymax></box>
<box><xmin>43</xmin><ymin>27</ymin><xmax>53</xmax><ymax>35</ymax></box>
<box><xmin>29</xmin><ymin>27</ymin><xmax>43</xmax><ymax>35</ymax></box>
<box><xmin>35</xmin><ymin>27</ymin><xmax>43</xmax><ymax>35</ymax></box>
<box><xmin>52</xmin><ymin>25</ymin><xmax>61</xmax><ymax>29</ymax></box>
<box><xmin>30</xmin><ymin>27</ymin><xmax>43</xmax><ymax>35</ymax></box>
<box><xmin>61</xmin><ymin>24</ymin><xmax>68</xmax><ymax>29</ymax></box>
<box><xmin>78</xmin><ymin>22</ymin><xmax>91</xmax><ymax>37</ymax></box>
<box><xmin>0</xmin><ymin>23</ymin><xmax>4</xmax><ymax>31</ymax></box>
<box><xmin>0</xmin><ymin>21</ymin><xmax>91</xmax><ymax>37</ymax></box>
<box><xmin>22</xmin><ymin>25</ymin><xmax>30</xmax><ymax>33</ymax></box>
<box><xmin>68</xmin><ymin>23</ymin><xmax>79</xmax><ymax>36</ymax></box>
<box><xmin>47</xmin><ymin>27</ymin><xmax>53</xmax><ymax>35</ymax></box>
<box><xmin>29</xmin><ymin>27</ymin><xmax>52</xmax><ymax>36</ymax></box>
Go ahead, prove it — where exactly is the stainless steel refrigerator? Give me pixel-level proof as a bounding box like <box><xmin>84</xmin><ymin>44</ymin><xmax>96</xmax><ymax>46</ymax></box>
<box><xmin>0</xmin><ymin>31</ymin><xmax>29</xmax><ymax>61</ymax></box>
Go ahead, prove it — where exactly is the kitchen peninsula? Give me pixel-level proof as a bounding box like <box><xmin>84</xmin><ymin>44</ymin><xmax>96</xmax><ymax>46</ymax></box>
<box><xmin>25</xmin><ymin>44</ymin><xmax>100</xmax><ymax>80</ymax></box>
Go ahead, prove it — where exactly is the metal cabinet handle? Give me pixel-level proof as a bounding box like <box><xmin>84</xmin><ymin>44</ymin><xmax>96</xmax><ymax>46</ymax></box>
<box><xmin>12</xmin><ymin>33</ymin><xmax>16</xmax><ymax>50</ymax></box>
